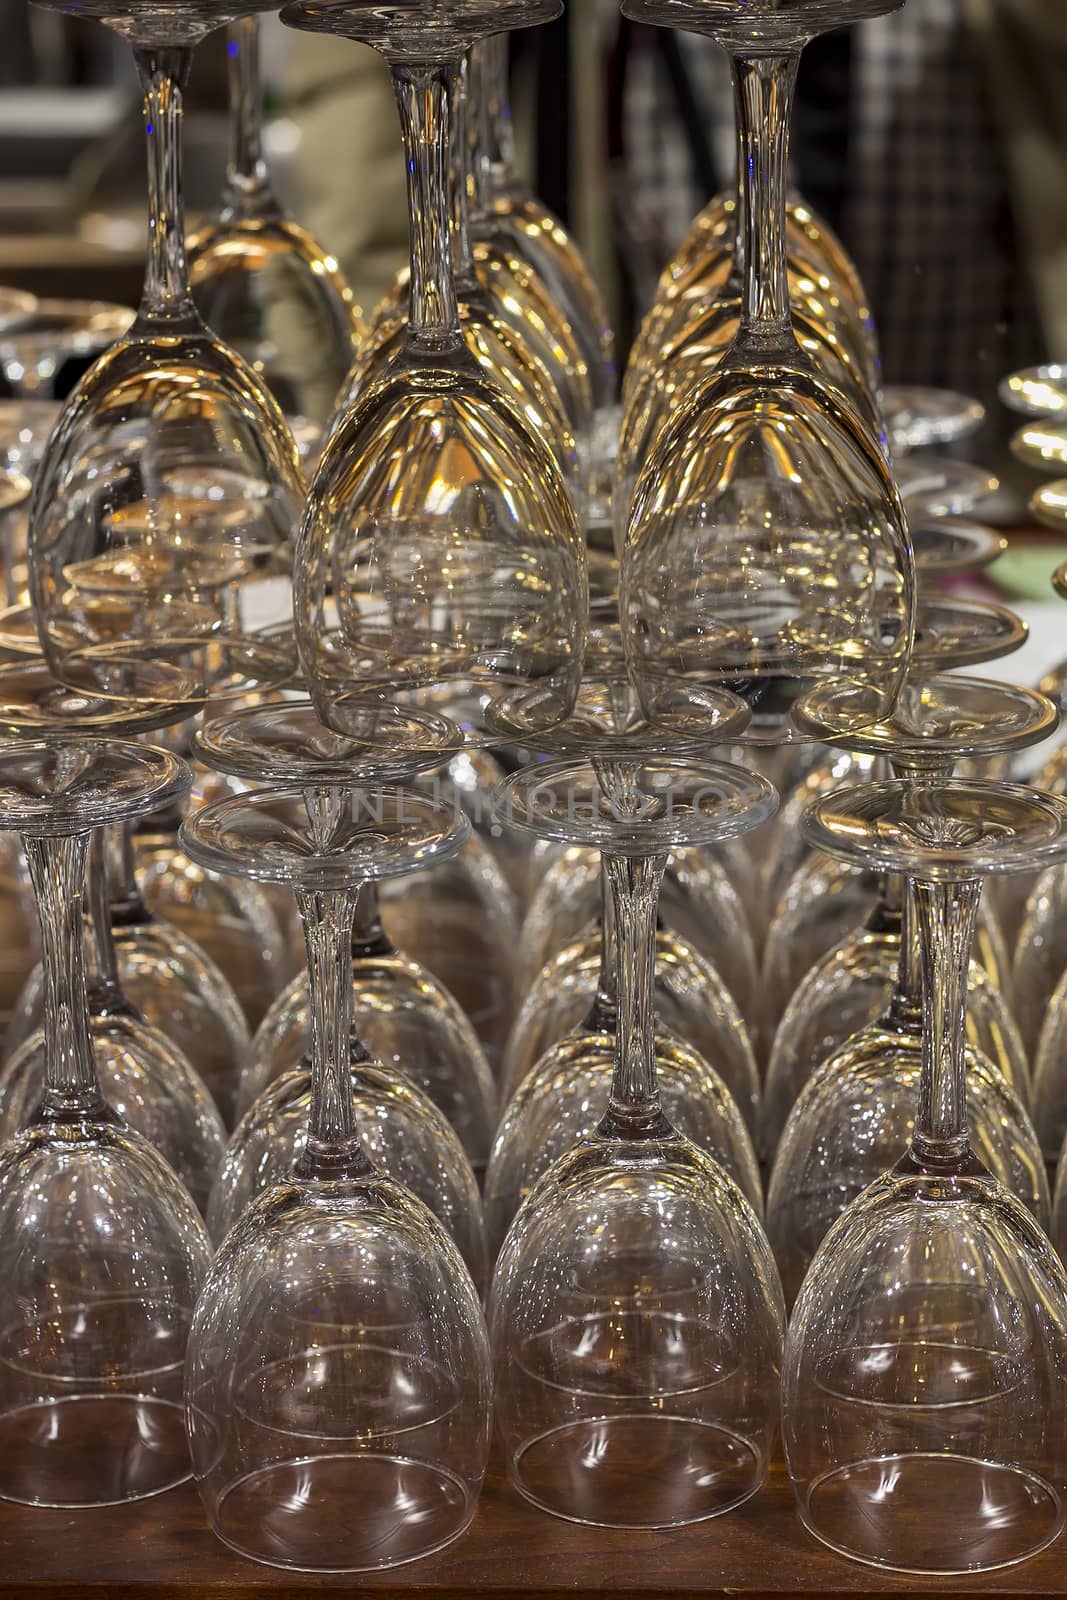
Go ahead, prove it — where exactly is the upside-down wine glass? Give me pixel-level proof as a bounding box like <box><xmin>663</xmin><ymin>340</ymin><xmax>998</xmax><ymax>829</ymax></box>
<box><xmin>471</xmin><ymin>35</ymin><xmax>615</xmax><ymax>411</ymax></box>
<box><xmin>190</xmin><ymin>696</ymin><xmax>492</xmax><ymax>1263</ymax></box>
<box><xmin>759</xmin><ymin>594</ymin><xmax>1027</xmax><ymax>1028</ymax></box>
<box><xmin>483</xmin><ymin>675</ymin><xmax>762</xmax><ymax>1258</ymax></box>
<box><xmin>187</xmin><ymin>14</ymin><xmax>364</xmax><ymax>425</ymax></box>
<box><xmin>620</xmin><ymin>0</ymin><xmax>913</xmax><ymax>742</ymax></box>
<box><xmin>783</xmin><ymin>778</ymin><xmax>1067</xmax><ymax>1575</ymax></box>
<box><xmin>761</xmin><ymin>673</ymin><xmax>1051</xmax><ymax>1159</ymax></box>
<box><xmin>490</xmin><ymin>755</ymin><xmax>784</xmax><ymax>1525</ymax></box>
<box><xmin>26</xmin><ymin>0</ymin><xmax>304</xmax><ymax>685</ymax></box>
<box><xmin>184</xmin><ymin>782</ymin><xmax>491</xmax><ymax>1572</ymax></box>
<box><xmin>765</xmin><ymin>687</ymin><xmax>1050</xmax><ymax>1305</ymax></box>
<box><xmin>325</xmin><ymin>9</ymin><xmax>583</xmax><ymax>500</ymax></box>
<box><xmin>286</xmin><ymin>0</ymin><xmax>586</xmax><ymax>754</ymax></box>
<box><xmin>4</xmin><ymin>712</ymin><xmax>259</xmax><ymax>1130</ymax></box>
<box><xmin>0</xmin><ymin>658</ymin><xmax>226</xmax><ymax>1213</ymax></box>
<box><xmin>0</xmin><ymin>735</ymin><xmax>211</xmax><ymax>1507</ymax></box>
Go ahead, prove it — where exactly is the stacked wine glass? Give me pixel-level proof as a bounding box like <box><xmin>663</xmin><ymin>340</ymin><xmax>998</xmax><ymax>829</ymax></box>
<box><xmin>5</xmin><ymin>0</ymin><xmax>1067</xmax><ymax>1583</ymax></box>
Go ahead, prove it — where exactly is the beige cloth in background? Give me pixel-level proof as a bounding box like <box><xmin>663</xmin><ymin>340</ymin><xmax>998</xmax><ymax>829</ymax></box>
<box><xmin>276</xmin><ymin>32</ymin><xmax>408</xmax><ymax>319</ymax></box>
<box><xmin>967</xmin><ymin>0</ymin><xmax>1067</xmax><ymax>356</ymax></box>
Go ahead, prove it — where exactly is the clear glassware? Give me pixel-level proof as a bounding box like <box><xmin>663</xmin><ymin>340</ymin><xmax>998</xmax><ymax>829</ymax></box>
<box><xmin>377</xmin><ymin>826</ymin><xmax>519</xmax><ymax>1078</ymax></box>
<box><xmin>187</xmin><ymin>15</ymin><xmax>364</xmax><ymax>425</ymax></box>
<box><xmin>136</xmin><ymin>824</ymin><xmax>291</xmax><ymax>1031</ymax></box>
<box><xmin>0</xmin><ymin>288</ymin><xmax>37</xmax><ymax>336</ymax></box>
<box><xmin>500</xmin><ymin>908</ymin><xmax>759</xmax><ymax>1129</ymax></box>
<box><xmin>183</xmin><ymin>783</ymin><xmax>491</xmax><ymax>1572</ymax></box>
<box><xmin>0</xmin><ymin>659</ymin><xmax>227</xmax><ymax>1211</ymax></box>
<box><xmin>880</xmin><ymin>387</ymin><xmax>985</xmax><ymax>454</ymax></box>
<box><xmin>1031</xmin><ymin>479</ymin><xmax>1067</xmax><ymax>532</ymax></box>
<box><xmin>759</xmin><ymin>598</ymin><xmax>1028</xmax><ymax>1030</ymax></box>
<box><xmin>0</xmin><ymin>397</ymin><xmax>60</xmax><ymax>480</ymax></box>
<box><xmin>350</xmin><ymin>51</ymin><xmax>588</xmax><ymax>477</ymax></box>
<box><xmin>194</xmin><ymin>697</ymin><xmax>498</xmax><ymax>1176</ymax></box>
<box><xmin>0</xmin><ymin>736</ymin><xmax>211</xmax><ymax>1507</ymax></box>
<box><xmin>490</xmin><ymin>755</ymin><xmax>785</xmax><ymax>1527</ymax></box>
<box><xmin>286</xmin><ymin>0</ymin><xmax>587</xmax><ymax>750</ymax></box>
<box><xmin>1015</xmin><ymin>863</ymin><xmax>1067</xmax><ymax>1118</ymax></box>
<box><xmin>0</xmin><ymin>299</ymin><xmax>132</xmax><ymax>397</ymax></box>
<box><xmin>518</xmin><ymin>843</ymin><xmax>758</xmax><ymax>1023</ymax></box>
<box><xmin>7</xmin><ymin>815</ymin><xmax>252</xmax><ymax>1128</ymax></box>
<box><xmin>782</xmin><ymin>777</ymin><xmax>1067</xmax><ymax>1575</ymax></box>
<box><xmin>1000</xmin><ymin>362</ymin><xmax>1067</xmax><ymax>417</ymax></box>
<box><xmin>909</xmin><ymin>517</ymin><xmax>1006</xmax><ymax>575</ymax></box>
<box><xmin>26</xmin><ymin>0</ymin><xmax>305</xmax><ymax>684</ymax></box>
<box><xmin>1011</xmin><ymin>417</ymin><xmax>1067</xmax><ymax>474</ymax></box>
<box><xmin>624</xmin><ymin>189</ymin><xmax>876</xmax><ymax>420</ymax></box>
<box><xmin>471</xmin><ymin>36</ymin><xmax>615</xmax><ymax>411</ymax></box>
<box><xmin>0</xmin><ymin>470</ymin><xmax>31</xmax><ymax>606</ymax></box>
<box><xmin>761</xmin><ymin>672</ymin><xmax>1054</xmax><ymax>1152</ymax></box>
<box><xmin>762</xmin><ymin>883</ymin><xmax>1029</xmax><ymax>1160</ymax></box>
<box><xmin>616</xmin><ymin>95</ymin><xmax>883</xmax><ymax>547</ymax></box>
<box><xmin>619</xmin><ymin>13</ymin><xmax>913</xmax><ymax>742</ymax></box>
<box><xmin>894</xmin><ymin>454</ymin><xmax>998</xmax><ymax>520</ymax></box>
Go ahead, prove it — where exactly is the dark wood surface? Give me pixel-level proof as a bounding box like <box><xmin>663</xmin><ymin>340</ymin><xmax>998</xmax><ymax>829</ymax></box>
<box><xmin>3</xmin><ymin>1456</ymin><xmax>1067</xmax><ymax>1600</ymax></box>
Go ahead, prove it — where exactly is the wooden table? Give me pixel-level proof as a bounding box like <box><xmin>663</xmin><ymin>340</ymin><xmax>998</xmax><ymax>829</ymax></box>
<box><xmin>3</xmin><ymin>1457</ymin><xmax>1067</xmax><ymax>1600</ymax></box>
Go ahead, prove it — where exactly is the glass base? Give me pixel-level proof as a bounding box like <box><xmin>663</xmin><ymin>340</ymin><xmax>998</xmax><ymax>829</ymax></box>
<box><xmin>211</xmin><ymin>1454</ymin><xmax>476</xmax><ymax>1572</ymax></box>
<box><xmin>0</xmin><ymin>1394</ymin><xmax>189</xmax><ymax>1506</ymax></box>
<box><xmin>801</xmin><ymin>1453</ymin><xmax>1063</xmax><ymax>1574</ymax></box>
<box><xmin>511</xmin><ymin>1415</ymin><xmax>764</xmax><ymax>1528</ymax></box>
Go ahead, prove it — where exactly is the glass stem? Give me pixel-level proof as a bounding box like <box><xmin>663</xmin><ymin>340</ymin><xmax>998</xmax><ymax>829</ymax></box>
<box><xmin>586</xmin><ymin>855</ymin><xmax>618</xmax><ymax>1029</ymax></box>
<box><xmin>391</xmin><ymin>58</ymin><xmax>463</xmax><ymax>354</ymax></box>
<box><xmin>23</xmin><ymin>833</ymin><xmax>104</xmax><ymax>1117</ymax></box>
<box><xmin>466</xmin><ymin>40</ymin><xmax>495</xmax><ymax>218</ymax></box>
<box><xmin>911</xmin><ymin>875</ymin><xmax>982</xmax><ymax>1165</ymax></box>
<box><xmin>728</xmin><ymin>48</ymin><xmax>799</xmax><ymax>350</ymax></box>
<box><xmin>485</xmin><ymin>33</ymin><xmax>516</xmax><ymax>190</ymax></box>
<box><xmin>293</xmin><ymin>885</ymin><xmax>370</xmax><ymax>1179</ymax></box>
<box><xmin>84</xmin><ymin>828</ymin><xmax>127</xmax><ymax>1014</ymax></box>
<box><xmin>601</xmin><ymin>850</ymin><xmax>670</xmax><ymax>1137</ymax></box>
<box><xmin>350</xmin><ymin>880</ymin><xmax>393</xmax><ymax>960</ymax></box>
<box><xmin>450</xmin><ymin>55</ymin><xmax>478</xmax><ymax>287</ymax></box>
<box><xmin>222</xmin><ymin>17</ymin><xmax>279</xmax><ymax>222</ymax></box>
<box><xmin>133</xmin><ymin>45</ymin><xmax>198</xmax><ymax>329</ymax></box>
<box><xmin>106</xmin><ymin>821</ymin><xmax>152</xmax><ymax>928</ymax></box>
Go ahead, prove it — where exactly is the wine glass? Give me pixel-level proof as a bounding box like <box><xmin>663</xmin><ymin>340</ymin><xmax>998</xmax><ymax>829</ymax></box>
<box><xmin>0</xmin><ymin>658</ymin><xmax>226</xmax><ymax>1213</ymax></box>
<box><xmin>782</xmin><ymin>778</ymin><xmax>1067</xmax><ymax>1575</ymax></box>
<box><xmin>0</xmin><ymin>631</ymin><xmax>283</xmax><ymax>1131</ymax></box>
<box><xmin>615</xmin><ymin>73</ymin><xmax>883</xmax><ymax>549</ymax></box>
<box><xmin>760</xmin><ymin>595</ymin><xmax>1027</xmax><ymax>1027</ymax></box>
<box><xmin>183</xmin><ymin>783</ymin><xmax>491</xmax><ymax>1572</ymax></box>
<box><xmin>761</xmin><ymin>673</ymin><xmax>1054</xmax><ymax>1157</ymax></box>
<box><xmin>894</xmin><ymin>454</ymin><xmax>998</xmax><ymax>520</ymax></box>
<box><xmin>0</xmin><ymin>735</ymin><xmax>211</xmax><ymax>1507</ymax></box>
<box><xmin>619</xmin><ymin>2</ymin><xmax>913</xmax><ymax>743</ymax></box>
<box><xmin>193</xmin><ymin>696</ymin><xmax>497</xmax><ymax>1176</ymax></box>
<box><xmin>0</xmin><ymin>398</ymin><xmax>60</xmax><ymax>480</ymax></box>
<box><xmin>500</xmin><ymin>880</ymin><xmax>759</xmax><ymax>1127</ymax></box>
<box><xmin>470</xmin><ymin>36</ymin><xmax>615</xmax><ymax>412</ymax></box>
<box><xmin>187</xmin><ymin>15</ymin><xmax>365</xmax><ymax>426</ymax></box>
<box><xmin>0</xmin><ymin>300</ymin><xmax>133</xmax><ymax>398</ymax></box>
<box><xmin>25</xmin><ymin>0</ymin><xmax>305</xmax><ymax>686</ymax></box>
<box><xmin>283</xmin><ymin>0</ymin><xmax>587</xmax><ymax>751</ymax></box>
<box><xmin>880</xmin><ymin>387</ymin><xmax>985</xmax><ymax>454</ymax></box>
<box><xmin>490</xmin><ymin>755</ymin><xmax>785</xmax><ymax>1526</ymax></box>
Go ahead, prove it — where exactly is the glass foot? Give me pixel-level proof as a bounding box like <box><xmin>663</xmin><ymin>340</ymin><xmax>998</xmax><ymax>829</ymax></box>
<box><xmin>895</xmin><ymin>456</ymin><xmax>998</xmax><ymax>518</ymax></box>
<box><xmin>1000</xmin><ymin>364</ymin><xmax>1067</xmax><ymax>418</ymax></box>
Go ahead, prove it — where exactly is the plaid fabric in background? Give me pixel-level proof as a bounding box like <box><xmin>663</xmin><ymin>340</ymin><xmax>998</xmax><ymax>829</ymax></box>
<box><xmin>616</xmin><ymin>2</ymin><xmax>1045</xmax><ymax>406</ymax></box>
